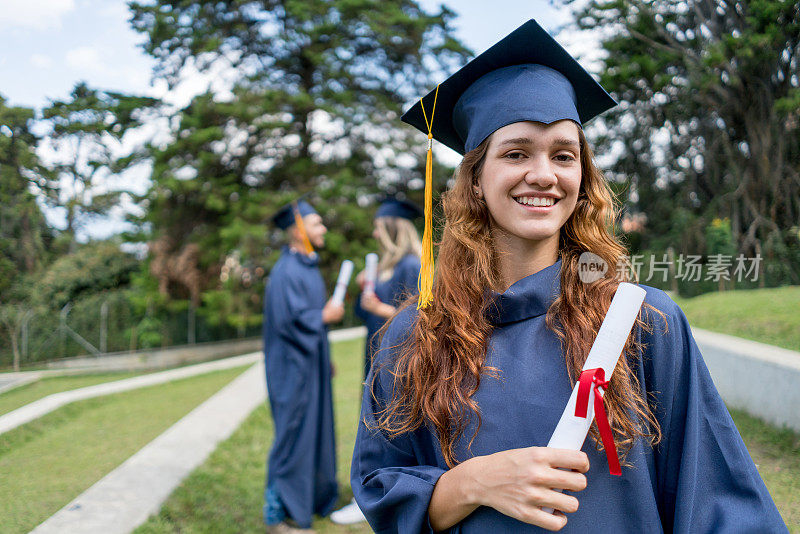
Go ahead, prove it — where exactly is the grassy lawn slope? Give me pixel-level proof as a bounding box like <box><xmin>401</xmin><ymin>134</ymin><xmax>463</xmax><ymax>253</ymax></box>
<box><xmin>0</xmin><ymin>364</ymin><xmax>251</xmax><ymax>534</ymax></box>
<box><xmin>674</xmin><ymin>286</ymin><xmax>800</xmax><ymax>352</ymax></box>
<box><xmin>137</xmin><ymin>338</ymin><xmax>370</xmax><ymax>534</ymax></box>
<box><xmin>0</xmin><ymin>371</ymin><xmax>143</xmax><ymax>416</ymax></box>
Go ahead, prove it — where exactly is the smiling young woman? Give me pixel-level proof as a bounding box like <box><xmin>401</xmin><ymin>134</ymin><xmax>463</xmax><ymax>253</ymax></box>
<box><xmin>350</xmin><ymin>20</ymin><xmax>786</xmax><ymax>534</ymax></box>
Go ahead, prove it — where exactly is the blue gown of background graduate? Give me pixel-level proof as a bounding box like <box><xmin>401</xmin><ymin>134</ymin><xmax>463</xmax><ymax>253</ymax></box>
<box><xmin>351</xmin><ymin>259</ymin><xmax>787</xmax><ymax>533</ymax></box>
<box><xmin>263</xmin><ymin>246</ymin><xmax>338</xmax><ymax>527</ymax></box>
<box><xmin>354</xmin><ymin>253</ymin><xmax>420</xmax><ymax>379</ymax></box>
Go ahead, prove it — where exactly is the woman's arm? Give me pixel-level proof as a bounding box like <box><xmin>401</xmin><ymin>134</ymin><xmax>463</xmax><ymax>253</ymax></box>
<box><xmin>428</xmin><ymin>447</ymin><xmax>589</xmax><ymax>532</ymax></box>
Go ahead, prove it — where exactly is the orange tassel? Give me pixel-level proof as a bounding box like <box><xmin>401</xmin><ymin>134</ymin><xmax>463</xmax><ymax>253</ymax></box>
<box><xmin>292</xmin><ymin>202</ymin><xmax>315</xmax><ymax>256</ymax></box>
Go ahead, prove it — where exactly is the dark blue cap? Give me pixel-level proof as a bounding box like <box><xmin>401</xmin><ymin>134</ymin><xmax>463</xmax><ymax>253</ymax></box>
<box><xmin>401</xmin><ymin>19</ymin><xmax>617</xmax><ymax>155</ymax></box>
<box><xmin>375</xmin><ymin>197</ymin><xmax>423</xmax><ymax>221</ymax></box>
<box><xmin>271</xmin><ymin>199</ymin><xmax>317</xmax><ymax>230</ymax></box>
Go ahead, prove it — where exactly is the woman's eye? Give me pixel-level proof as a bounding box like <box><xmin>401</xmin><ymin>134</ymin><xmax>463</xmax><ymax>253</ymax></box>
<box><xmin>504</xmin><ymin>151</ymin><xmax>525</xmax><ymax>160</ymax></box>
<box><xmin>554</xmin><ymin>153</ymin><xmax>576</xmax><ymax>162</ymax></box>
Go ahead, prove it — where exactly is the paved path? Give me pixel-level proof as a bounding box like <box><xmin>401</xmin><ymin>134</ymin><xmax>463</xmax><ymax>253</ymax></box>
<box><xmin>21</xmin><ymin>326</ymin><xmax>367</xmax><ymax>533</ymax></box>
<box><xmin>31</xmin><ymin>361</ymin><xmax>266</xmax><ymax>534</ymax></box>
<box><xmin>0</xmin><ymin>352</ymin><xmax>262</xmax><ymax>436</ymax></box>
<box><xmin>0</xmin><ymin>371</ymin><xmax>41</xmax><ymax>394</ymax></box>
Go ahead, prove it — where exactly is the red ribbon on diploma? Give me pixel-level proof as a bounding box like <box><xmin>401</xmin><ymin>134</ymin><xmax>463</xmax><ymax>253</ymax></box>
<box><xmin>575</xmin><ymin>368</ymin><xmax>622</xmax><ymax>476</ymax></box>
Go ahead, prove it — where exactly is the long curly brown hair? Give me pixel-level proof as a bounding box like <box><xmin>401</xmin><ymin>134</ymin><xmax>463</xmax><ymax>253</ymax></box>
<box><xmin>374</xmin><ymin>127</ymin><xmax>663</xmax><ymax>468</ymax></box>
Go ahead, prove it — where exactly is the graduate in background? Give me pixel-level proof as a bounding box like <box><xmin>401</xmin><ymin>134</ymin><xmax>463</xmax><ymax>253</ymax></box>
<box><xmin>263</xmin><ymin>199</ymin><xmax>344</xmax><ymax>533</ymax></box>
<box><xmin>351</xmin><ymin>20</ymin><xmax>787</xmax><ymax>533</ymax></box>
<box><xmin>357</xmin><ymin>197</ymin><xmax>423</xmax><ymax>380</ymax></box>
<box><xmin>330</xmin><ymin>197</ymin><xmax>422</xmax><ymax>526</ymax></box>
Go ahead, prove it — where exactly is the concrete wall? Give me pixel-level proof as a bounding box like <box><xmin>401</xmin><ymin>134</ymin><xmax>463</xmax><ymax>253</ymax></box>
<box><xmin>694</xmin><ymin>327</ymin><xmax>800</xmax><ymax>433</ymax></box>
<box><xmin>45</xmin><ymin>338</ymin><xmax>263</xmax><ymax>373</ymax></box>
<box><xmin>41</xmin><ymin>326</ymin><xmax>368</xmax><ymax>374</ymax></box>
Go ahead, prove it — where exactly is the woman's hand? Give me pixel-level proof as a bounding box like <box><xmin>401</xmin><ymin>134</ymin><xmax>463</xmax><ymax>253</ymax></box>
<box><xmin>428</xmin><ymin>446</ymin><xmax>589</xmax><ymax>532</ymax></box>
<box><xmin>360</xmin><ymin>292</ymin><xmax>395</xmax><ymax>319</ymax></box>
<box><xmin>474</xmin><ymin>447</ymin><xmax>589</xmax><ymax>529</ymax></box>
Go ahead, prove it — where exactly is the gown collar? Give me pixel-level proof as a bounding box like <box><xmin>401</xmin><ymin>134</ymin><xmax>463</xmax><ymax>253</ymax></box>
<box><xmin>487</xmin><ymin>258</ymin><xmax>562</xmax><ymax>325</ymax></box>
<box><xmin>283</xmin><ymin>245</ymin><xmax>319</xmax><ymax>267</ymax></box>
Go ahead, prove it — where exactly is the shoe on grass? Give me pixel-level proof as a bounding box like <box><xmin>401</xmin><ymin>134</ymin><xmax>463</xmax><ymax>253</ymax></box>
<box><xmin>330</xmin><ymin>498</ymin><xmax>367</xmax><ymax>524</ymax></box>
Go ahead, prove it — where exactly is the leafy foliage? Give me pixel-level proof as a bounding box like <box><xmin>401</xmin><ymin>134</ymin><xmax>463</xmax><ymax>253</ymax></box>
<box><xmin>0</xmin><ymin>95</ymin><xmax>53</xmax><ymax>299</ymax></box>
<box><xmin>564</xmin><ymin>0</ymin><xmax>800</xmax><ymax>284</ymax></box>
<box><xmin>40</xmin><ymin>82</ymin><xmax>160</xmax><ymax>248</ymax></box>
<box><xmin>128</xmin><ymin>0</ymin><xmax>469</xmax><ymax>329</ymax></box>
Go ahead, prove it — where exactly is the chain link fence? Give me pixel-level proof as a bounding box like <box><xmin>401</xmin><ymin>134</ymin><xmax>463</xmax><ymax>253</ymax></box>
<box><xmin>0</xmin><ymin>290</ymin><xmax>261</xmax><ymax>369</ymax></box>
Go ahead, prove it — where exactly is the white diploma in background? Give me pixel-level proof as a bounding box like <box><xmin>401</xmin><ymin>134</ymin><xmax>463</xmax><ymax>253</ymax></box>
<box><xmin>364</xmin><ymin>253</ymin><xmax>379</xmax><ymax>295</ymax></box>
<box><xmin>543</xmin><ymin>282</ymin><xmax>646</xmax><ymax>513</ymax></box>
<box><xmin>331</xmin><ymin>260</ymin><xmax>354</xmax><ymax>306</ymax></box>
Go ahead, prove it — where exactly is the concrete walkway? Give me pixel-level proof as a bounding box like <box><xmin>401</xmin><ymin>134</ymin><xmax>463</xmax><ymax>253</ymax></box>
<box><xmin>0</xmin><ymin>352</ymin><xmax>262</xmax><ymax>436</ymax></box>
<box><xmin>31</xmin><ymin>361</ymin><xmax>266</xmax><ymax>534</ymax></box>
<box><xmin>0</xmin><ymin>371</ymin><xmax>42</xmax><ymax>394</ymax></box>
<box><xmin>27</xmin><ymin>326</ymin><xmax>367</xmax><ymax>533</ymax></box>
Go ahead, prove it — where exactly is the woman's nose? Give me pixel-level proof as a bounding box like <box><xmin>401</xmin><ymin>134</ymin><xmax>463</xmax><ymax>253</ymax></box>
<box><xmin>522</xmin><ymin>155</ymin><xmax>558</xmax><ymax>187</ymax></box>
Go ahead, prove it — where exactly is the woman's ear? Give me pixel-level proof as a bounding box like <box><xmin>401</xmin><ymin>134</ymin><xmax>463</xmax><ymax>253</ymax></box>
<box><xmin>473</xmin><ymin>185</ymin><xmax>484</xmax><ymax>199</ymax></box>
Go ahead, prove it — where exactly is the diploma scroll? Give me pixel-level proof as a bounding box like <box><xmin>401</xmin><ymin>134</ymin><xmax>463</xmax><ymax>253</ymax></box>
<box><xmin>542</xmin><ymin>282</ymin><xmax>646</xmax><ymax>513</ymax></box>
<box><xmin>364</xmin><ymin>253</ymin><xmax>379</xmax><ymax>295</ymax></box>
<box><xmin>331</xmin><ymin>260</ymin><xmax>354</xmax><ymax>306</ymax></box>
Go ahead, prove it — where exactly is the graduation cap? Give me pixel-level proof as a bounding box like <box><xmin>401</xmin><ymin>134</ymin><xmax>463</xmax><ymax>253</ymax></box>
<box><xmin>375</xmin><ymin>197</ymin><xmax>423</xmax><ymax>221</ymax></box>
<box><xmin>401</xmin><ymin>19</ymin><xmax>617</xmax><ymax>308</ymax></box>
<box><xmin>271</xmin><ymin>198</ymin><xmax>317</xmax><ymax>255</ymax></box>
<box><xmin>401</xmin><ymin>19</ymin><xmax>617</xmax><ymax>155</ymax></box>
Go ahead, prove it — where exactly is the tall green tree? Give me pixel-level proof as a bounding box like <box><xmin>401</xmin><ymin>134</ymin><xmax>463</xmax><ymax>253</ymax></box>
<box><xmin>0</xmin><ymin>95</ymin><xmax>53</xmax><ymax>370</ymax></box>
<box><xmin>41</xmin><ymin>82</ymin><xmax>159</xmax><ymax>250</ymax></box>
<box><xmin>0</xmin><ymin>95</ymin><xmax>51</xmax><ymax>296</ymax></box>
<box><xmin>128</xmin><ymin>0</ymin><xmax>469</xmax><ymax>329</ymax></box>
<box><xmin>564</xmin><ymin>0</ymin><xmax>800</xmax><ymax>284</ymax></box>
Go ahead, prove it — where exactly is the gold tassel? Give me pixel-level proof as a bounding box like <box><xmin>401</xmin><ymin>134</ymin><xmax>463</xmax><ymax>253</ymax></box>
<box><xmin>292</xmin><ymin>202</ymin><xmax>315</xmax><ymax>256</ymax></box>
<box><xmin>417</xmin><ymin>85</ymin><xmax>439</xmax><ymax>309</ymax></box>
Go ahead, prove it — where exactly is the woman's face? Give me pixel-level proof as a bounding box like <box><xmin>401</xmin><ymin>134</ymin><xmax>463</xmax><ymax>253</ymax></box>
<box><xmin>477</xmin><ymin>120</ymin><xmax>582</xmax><ymax>247</ymax></box>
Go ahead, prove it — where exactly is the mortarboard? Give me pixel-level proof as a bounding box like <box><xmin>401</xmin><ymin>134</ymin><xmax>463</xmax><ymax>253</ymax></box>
<box><xmin>272</xmin><ymin>198</ymin><xmax>317</xmax><ymax>255</ymax></box>
<box><xmin>271</xmin><ymin>199</ymin><xmax>317</xmax><ymax>230</ymax></box>
<box><xmin>400</xmin><ymin>19</ymin><xmax>617</xmax><ymax>308</ymax></box>
<box><xmin>401</xmin><ymin>19</ymin><xmax>617</xmax><ymax>155</ymax></box>
<box><xmin>375</xmin><ymin>197</ymin><xmax>423</xmax><ymax>221</ymax></box>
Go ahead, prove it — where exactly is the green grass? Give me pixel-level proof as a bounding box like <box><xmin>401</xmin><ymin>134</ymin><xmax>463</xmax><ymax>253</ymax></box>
<box><xmin>136</xmin><ymin>338</ymin><xmax>371</xmax><ymax>534</ymax></box>
<box><xmin>731</xmin><ymin>409</ymin><xmax>800</xmax><ymax>532</ymax></box>
<box><xmin>674</xmin><ymin>286</ymin><xmax>800</xmax><ymax>352</ymax></box>
<box><xmin>0</xmin><ymin>371</ymin><xmax>145</xmax><ymax>416</ymax></box>
<box><xmin>138</xmin><ymin>337</ymin><xmax>800</xmax><ymax>532</ymax></box>
<box><xmin>0</xmin><ymin>364</ymin><xmax>251</xmax><ymax>534</ymax></box>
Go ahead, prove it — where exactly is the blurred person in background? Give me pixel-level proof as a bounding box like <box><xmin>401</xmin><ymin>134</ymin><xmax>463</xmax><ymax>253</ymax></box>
<box><xmin>262</xmin><ymin>199</ymin><xmax>344</xmax><ymax>533</ymax></box>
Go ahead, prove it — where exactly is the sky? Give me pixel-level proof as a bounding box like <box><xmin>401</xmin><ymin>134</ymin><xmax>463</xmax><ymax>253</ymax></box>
<box><xmin>0</xmin><ymin>0</ymin><xmax>573</xmax><ymax>109</ymax></box>
<box><xmin>0</xmin><ymin>0</ymin><xmax>586</xmax><ymax>239</ymax></box>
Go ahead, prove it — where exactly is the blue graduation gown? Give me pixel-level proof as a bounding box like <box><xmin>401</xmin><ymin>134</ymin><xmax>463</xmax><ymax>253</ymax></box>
<box><xmin>351</xmin><ymin>259</ymin><xmax>786</xmax><ymax>533</ymax></box>
<box><xmin>263</xmin><ymin>247</ymin><xmax>338</xmax><ymax>527</ymax></box>
<box><xmin>355</xmin><ymin>253</ymin><xmax>421</xmax><ymax>379</ymax></box>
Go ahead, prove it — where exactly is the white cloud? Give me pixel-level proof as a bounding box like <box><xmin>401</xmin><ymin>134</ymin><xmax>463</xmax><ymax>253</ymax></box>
<box><xmin>65</xmin><ymin>45</ymin><xmax>103</xmax><ymax>71</ymax></box>
<box><xmin>0</xmin><ymin>0</ymin><xmax>75</xmax><ymax>30</ymax></box>
<box><xmin>31</xmin><ymin>53</ymin><xmax>53</xmax><ymax>68</ymax></box>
